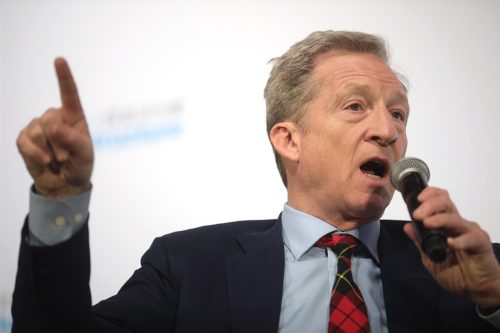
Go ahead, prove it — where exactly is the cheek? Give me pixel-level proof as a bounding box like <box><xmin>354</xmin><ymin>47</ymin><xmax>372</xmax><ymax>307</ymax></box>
<box><xmin>398</xmin><ymin>138</ymin><xmax>408</xmax><ymax>158</ymax></box>
<box><xmin>299</xmin><ymin>124</ymin><xmax>351</xmax><ymax>170</ymax></box>
<box><xmin>298</xmin><ymin>135</ymin><xmax>335</xmax><ymax>177</ymax></box>
<box><xmin>399</xmin><ymin>130</ymin><xmax>408</xmax><ymax>151</ymax></box>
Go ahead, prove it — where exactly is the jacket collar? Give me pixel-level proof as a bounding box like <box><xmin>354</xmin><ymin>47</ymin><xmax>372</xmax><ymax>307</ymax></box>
<box><xmin>226</xmin><ymin>217</ymin><xmax>285</xmax><ymax>333</ymax></box>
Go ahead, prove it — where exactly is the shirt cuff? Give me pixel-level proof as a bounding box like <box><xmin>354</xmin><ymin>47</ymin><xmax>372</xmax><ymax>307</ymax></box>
<box><xmin>477</xmin><ymin>305</ymin><xmax>500</xmax><ymax>329</ymax></box>
<box><xmin>28</xmin><ymin>185</ymin><xmax>91</xmax><ymax>246</ymax></box>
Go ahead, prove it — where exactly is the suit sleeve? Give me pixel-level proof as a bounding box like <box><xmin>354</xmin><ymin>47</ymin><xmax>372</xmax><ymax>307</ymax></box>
<box><xmin>11</xmin><ymin>218</ymin><xmax>179</xmax><ymax>333</ymax></box>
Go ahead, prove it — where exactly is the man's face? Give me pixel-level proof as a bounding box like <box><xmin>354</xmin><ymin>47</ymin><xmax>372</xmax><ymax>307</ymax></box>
<box><xmin>290</xmin><ymin>52</ymin><xmax>408</xmax><ymax>227</ymax></box>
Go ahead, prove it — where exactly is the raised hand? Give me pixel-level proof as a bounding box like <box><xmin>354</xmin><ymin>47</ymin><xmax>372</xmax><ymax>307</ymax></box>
<box><xmin>16</xmin><ymin>58</ymin><xmax>94</xmax><ymax>198</ymax></box>
<box><xmin>404</xmin><ymin>187</ymin><xmax>500</xmax><ymax>308</ymax></box>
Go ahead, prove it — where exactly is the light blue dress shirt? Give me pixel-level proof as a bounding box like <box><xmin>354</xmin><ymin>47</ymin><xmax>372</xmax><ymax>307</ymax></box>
<box><xmin>278</xmin><ymin>204</ymin><xmax>387</xmax><ymax>333</ymax></box>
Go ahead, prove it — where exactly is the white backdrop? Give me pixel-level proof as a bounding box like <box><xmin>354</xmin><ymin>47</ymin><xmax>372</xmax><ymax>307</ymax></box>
<box><xmin>2</xmin><ymin>0</ymin><xmax>500</xmax><ymax>331</ymax></box>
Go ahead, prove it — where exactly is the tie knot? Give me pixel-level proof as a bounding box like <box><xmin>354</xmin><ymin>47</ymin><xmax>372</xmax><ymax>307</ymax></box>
<box><xmin>316</xmin><ymin>233</ymin><xmax>359</xmax><ymax>257</ymax></box>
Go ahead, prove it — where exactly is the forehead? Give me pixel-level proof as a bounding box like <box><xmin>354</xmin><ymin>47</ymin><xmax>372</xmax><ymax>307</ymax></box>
<box><xmin>312</xmin><ymin>51</ymin><xmax>407</xmax><ymax>95</ymax></box>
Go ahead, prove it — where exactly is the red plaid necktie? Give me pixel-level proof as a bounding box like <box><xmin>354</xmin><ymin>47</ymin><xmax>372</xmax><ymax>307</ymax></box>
<box><xmin>316</xmin><ymin>233</ymin><xmax>371</xmax><ymax>333</ymax></box>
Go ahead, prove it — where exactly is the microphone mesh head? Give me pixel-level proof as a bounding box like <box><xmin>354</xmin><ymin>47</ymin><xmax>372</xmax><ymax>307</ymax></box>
<box><xmin>390</xmin><ymin>157</ymin><xmax>430</xmax><ymax>192</ymax></box>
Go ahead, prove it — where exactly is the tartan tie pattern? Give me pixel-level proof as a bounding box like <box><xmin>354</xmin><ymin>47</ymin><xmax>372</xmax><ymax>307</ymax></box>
<box><xmin>316</xmin><ymin>234</ymin><xmax>371</xmax><ymax>333</ymax></box>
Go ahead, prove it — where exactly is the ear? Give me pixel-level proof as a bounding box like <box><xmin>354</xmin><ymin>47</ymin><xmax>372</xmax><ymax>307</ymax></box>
<box><xmin>269</xmin><ymin>122</ymin><xmax>301</xmax><ymax>163</ymax></box>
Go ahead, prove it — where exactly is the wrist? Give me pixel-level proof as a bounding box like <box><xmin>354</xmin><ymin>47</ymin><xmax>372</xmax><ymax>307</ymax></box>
<box><xmin>34</xmin><ymin>183</ymin><xmax>92</xmax><ymax>199</ymax></box>
<box><xmin>475</xmin><ymin>268</ymin><xmax>500</xmax><ymax>309</ymax></box>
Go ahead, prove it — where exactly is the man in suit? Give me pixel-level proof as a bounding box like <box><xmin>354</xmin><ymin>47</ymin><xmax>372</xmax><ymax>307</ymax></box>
<box><xmin>12</xmin><ymin>31</ymin><xmax>500</xmax><ymax>332</ymax></box>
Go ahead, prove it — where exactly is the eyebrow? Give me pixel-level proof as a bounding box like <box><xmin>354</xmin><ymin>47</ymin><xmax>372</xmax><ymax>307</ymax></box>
<box><xmin>341</xmin><ymin>83</ymin><xmax>372</xmax><ymax>94</ymax></box>
<box><xmin>340</xmin><ymin>83</ymin><xmax>409</xmax><ymax>106</ymax></box>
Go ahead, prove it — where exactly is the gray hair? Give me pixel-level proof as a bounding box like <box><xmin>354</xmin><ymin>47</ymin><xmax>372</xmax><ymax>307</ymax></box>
<box><xmin>264</xmin><ymin>30</ymin><xmax>394</xmax><ymax>187</ymax></box>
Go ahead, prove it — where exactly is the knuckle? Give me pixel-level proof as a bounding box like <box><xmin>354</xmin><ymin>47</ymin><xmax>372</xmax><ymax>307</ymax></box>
<box><xmin>429</xmin><ymin>187</ymin><xmax>448</xmax><ymax>198</ymax></box>
<box><xmin>428</xmin><ymin>186</ymin><xmax>442</xmax><ymax>193</ymax></box>
<box><xmin>40</xmin><ymin>113</ymin><xmax>50</xmax><ymax>126</ymax></box>
<box><xmin>20</xmin><ymin>118</ymin><xmax>38</xmax><ymax>137</ymax></box>
<box><xmin>469</xmin><ymin>222</ymin><xmax>488</xmax><ymax>235</ymax></box>
<box><xmin>470</xmin><ymin>223</ymin><xmax>490</xmax><ymax>240</ymax></box>
<box><xmin>27</xmin><ymin>124</ymin><xmax>46</xmax><ymax>144</ymax></box>
<box><xmin>434</xmin><ymin>188</ymin><xmax>449</xmax><ymax>198</ymax></box>
<box><xmin>466</xmin><ymin>220</ymin><xmax>488</xmax><ymax>235</ymax></box>
<box><xmin>17</xmin><ymin>128</ymin><xmax>34</xmax><ymax>151</ymax></box>
<box><xmin>44</xmin><ymin>107</ymin><xmax>58</xmax><ymax>114</ymax></box>
<box><xmin>469</xmin><ymin>221</ymin><xmax>480</xmax><ymax>229</ymax></box>
<box><xmin>16</xmin><ymin>133</ymin><xmax>26</xmax><ymax>151</ymax></box>
<box><xmin>41</xmin><ymin>108</ymin><xmax>59</xmax><ymax>124</ymax></box>
<box><xmin>27</xmin><ymin>117</ymin><xmax>39</xmax><ymax>128</ymax></box>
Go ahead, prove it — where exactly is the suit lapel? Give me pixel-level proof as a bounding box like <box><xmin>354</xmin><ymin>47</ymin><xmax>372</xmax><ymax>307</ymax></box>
<box><xmin>226</xmin><ymin>218</ymin><xmax>284</xmax><ymax>333</ymax></box>
<box><xmin>378</xmin><ymin>220</ymin><xmax>441</xmax><ymax>333</ymax></box>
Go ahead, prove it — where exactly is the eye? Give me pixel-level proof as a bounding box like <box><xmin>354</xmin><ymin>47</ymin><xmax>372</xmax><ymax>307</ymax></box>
<box><xmin>346</xmin><ymin>103</ymin><xmax>363</xmax><ymax>111</ymax></box>
<box><xmin>391</xmin><ymin>110</ymin><xmax>405</xmax><ymax>121</ymax></box>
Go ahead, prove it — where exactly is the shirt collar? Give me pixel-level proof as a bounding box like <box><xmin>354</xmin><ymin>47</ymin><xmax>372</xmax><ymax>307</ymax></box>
<box><xmin>281</xmin><ymin>203</ymin><xmax>380</xmax><ymax>263</ymax></box>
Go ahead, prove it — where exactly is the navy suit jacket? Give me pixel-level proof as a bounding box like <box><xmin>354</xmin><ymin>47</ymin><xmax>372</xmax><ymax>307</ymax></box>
<box><xmin>12</xmin><ymin>217</ymin><xmax>500</xmax><ymax>332</ymax></box>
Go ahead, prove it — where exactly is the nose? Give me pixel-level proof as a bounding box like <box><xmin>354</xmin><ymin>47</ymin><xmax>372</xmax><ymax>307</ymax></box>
<box><xmin>365</xmin><ymin>107</ymin><xmax>398</xmax><ymax>146</ymax></box>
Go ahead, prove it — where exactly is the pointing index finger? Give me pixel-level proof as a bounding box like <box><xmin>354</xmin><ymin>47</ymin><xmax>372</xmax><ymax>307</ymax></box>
<box><xmin>54</xmin><ymin>57</ymin><xmax>84</xmax><ymax>124</ymax></box>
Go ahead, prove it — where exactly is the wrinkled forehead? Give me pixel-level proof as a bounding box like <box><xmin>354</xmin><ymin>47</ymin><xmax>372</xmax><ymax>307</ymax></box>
<box><xmin>312</xmin><ymin>51</ymin><xmax>408</xmax><ymax>95</ymax></box>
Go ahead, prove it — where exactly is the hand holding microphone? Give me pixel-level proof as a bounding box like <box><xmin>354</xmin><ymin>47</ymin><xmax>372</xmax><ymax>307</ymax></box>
<box><xmin>391</xmin><ymin>158</ymin><xmax>500</xmax><ymax>307</ymax></box>
<box><xmin>390</xmin><ymin>157</ymin><xmax>448</xmax><ymax>262</ymax></box>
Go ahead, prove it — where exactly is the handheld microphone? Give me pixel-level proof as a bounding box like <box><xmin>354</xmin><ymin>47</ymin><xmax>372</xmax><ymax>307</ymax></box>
<box><xmin>390</xmin><ymin>157</ymin><xmax>448</xmax><ymax>262</ymax></box>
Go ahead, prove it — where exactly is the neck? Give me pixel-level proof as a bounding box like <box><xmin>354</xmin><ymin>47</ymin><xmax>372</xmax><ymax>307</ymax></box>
<box><xmin>286</xmin><ymin>203</ymin><xmax>360</xmax><ymax>231</ymax></box>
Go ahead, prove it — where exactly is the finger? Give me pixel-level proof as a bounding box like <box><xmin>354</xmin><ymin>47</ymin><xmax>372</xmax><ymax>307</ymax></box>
<box><xmin>19</xmin><ymin>139</ymin><xmax>52</xmax><ymax>169</ymax></box>
<box><xmin>17</xmin><ymin>125</ymin><xmax>51</xmax><ymax>166</ymax></box>
<box><xmin>413</xmin><ymin>190</ymin><xmax>457</xmax><ymax>221</ymax></box>
<box><xmin>40</xmin><ymin>109</ymin><xmax>70</xmax><ymax>162</ymax></box>
<box><xmin>26</xmin><ymin>118</ymin><xmax>50</xmax><ymax>149</ymax></box>
<box><xmin>51</xmin><ymin>122</ymin><xmax>92</xmax><ymax>158</ymax></box>
<box><xmin>420</xmin><ymin>213</ymin><xmax>473</xmax><ymax>241</ymax></box>
<box><xmin>54</xmin><ymin>57</ymin><xmax>84</xmax><ymax>125</ymax></box>
<box><xmin>417</xmin><ymin>186</ymin><xmax>447</xmax><ymax>201</ymax></box>
<box><xmin>447</xmin><ymin>222</ymin><xmax>490</xmax><ymax>253</ymax></box>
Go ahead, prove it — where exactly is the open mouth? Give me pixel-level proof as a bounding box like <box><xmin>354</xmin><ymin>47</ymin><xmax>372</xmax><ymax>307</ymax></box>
<box><xmin>360</xmin><ymin>159</ymin><xmax>388</xmax><ymax>179</ymax></box>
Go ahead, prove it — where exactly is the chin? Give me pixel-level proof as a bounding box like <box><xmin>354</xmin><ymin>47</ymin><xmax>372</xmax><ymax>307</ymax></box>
<box><xmin>352</xmin><ymin>202</ymin><xmax>384</xmax><ymax>220</ymax></box>
<box><xmin>356</xmin><ymin>193</ymin><xmax>392</xmax><ymax>220</ymax></box>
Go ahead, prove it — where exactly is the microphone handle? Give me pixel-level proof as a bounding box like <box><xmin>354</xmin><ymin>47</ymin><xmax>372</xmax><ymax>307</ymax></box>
<box><xmin>400</xmin><ymin>173</ymin><xmax>448</xmax><ymax>262</ymax></box>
